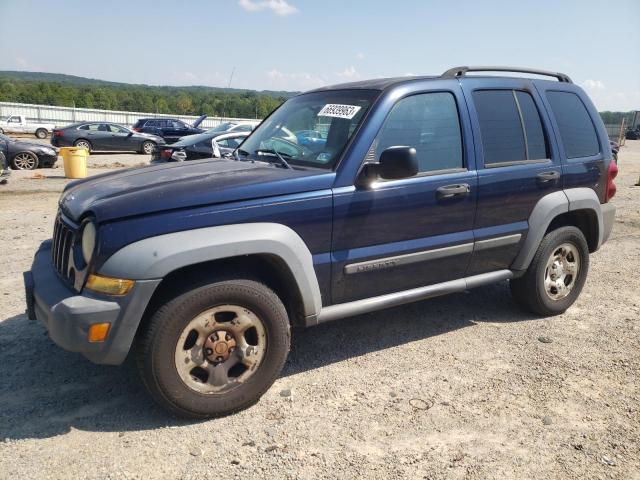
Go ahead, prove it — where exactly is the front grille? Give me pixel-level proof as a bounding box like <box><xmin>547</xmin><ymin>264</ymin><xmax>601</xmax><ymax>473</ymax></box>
<box><xmin>51</xmin><ymin>215</ymin><xmax>76</xmax><ymax>281</ymax></box>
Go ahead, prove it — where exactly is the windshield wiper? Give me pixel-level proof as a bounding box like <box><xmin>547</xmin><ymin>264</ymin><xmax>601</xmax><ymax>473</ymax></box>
<box><xmin>255</xmin><ymin>148</ymin><xmax>292</xmax><ymax>169</ymax></box>
<box><xmin>234</xmin><ymin>148</ymin><xmax>250</xmax><ymax>161</ymax></box>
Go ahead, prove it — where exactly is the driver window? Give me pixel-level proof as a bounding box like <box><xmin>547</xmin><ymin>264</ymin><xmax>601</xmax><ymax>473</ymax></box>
<box><xmin>373</xmin><ymin>92</ymin><xmax>463</xmax><ymax>173</ymax></box>
<box><xmin>108</xmin><ymin>124</ymin><xmax>127</xmax><ymax>133</ymax></box>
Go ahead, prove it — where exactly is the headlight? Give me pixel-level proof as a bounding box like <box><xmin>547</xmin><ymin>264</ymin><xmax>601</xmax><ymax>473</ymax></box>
<box><xmin>81</xmin><ymin>221</ymin><xmax>96</xmax><ymax>264</ymax></box>
<box><xmin>40</xmin><ymin>147</ymin><xmax>56</xmax><ymax>155</ymax></box>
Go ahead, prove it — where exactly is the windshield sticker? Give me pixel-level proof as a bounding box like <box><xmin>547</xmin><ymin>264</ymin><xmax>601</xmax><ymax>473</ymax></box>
<box><xmin>318</xmin><ymin>104</ymin><xmax>362</xmax><ymax>120</ymax></box>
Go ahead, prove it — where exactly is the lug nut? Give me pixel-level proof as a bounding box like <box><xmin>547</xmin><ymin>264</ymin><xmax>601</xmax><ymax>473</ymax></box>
<box><xmin>225</xmin><ymin>333</ymin><xmax>232</xmax><ymax>341</ymax></box>
<box><xmin>205</xmin><ymin>348</ymin><xmax>213</xmax><ymax>356</ymax></box>
<box><xmin>216</xmin><ymin>357</ymin><xmax>223</xmax><ymax>363</ymax></box>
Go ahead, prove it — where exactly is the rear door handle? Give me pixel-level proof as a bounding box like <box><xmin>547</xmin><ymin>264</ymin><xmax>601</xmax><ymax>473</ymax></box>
<box><xmin>436</xmin><ymin>183</ymin><xmax>470</xmax><ymax>199</ymax></box>
<box><xmin>536</xmin><ymin>171</ymin><xmax>560</xmax><ymax>184</ymax></box>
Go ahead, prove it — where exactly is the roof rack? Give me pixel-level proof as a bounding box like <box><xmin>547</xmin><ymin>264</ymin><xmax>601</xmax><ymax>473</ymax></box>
<box><xmin>441</xmin><ymin>66</ymin><xmax>573</xmax><ymax>83</ymax></box>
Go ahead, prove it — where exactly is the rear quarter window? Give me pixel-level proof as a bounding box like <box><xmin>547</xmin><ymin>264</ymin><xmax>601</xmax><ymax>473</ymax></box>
<box><xmin>546</xmin><ymin>91</ymin><xmax>599</xmax><ymax>158</ymax></box>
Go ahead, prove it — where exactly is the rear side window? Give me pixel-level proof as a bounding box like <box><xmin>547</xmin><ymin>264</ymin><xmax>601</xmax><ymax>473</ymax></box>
<box><xmin>546</xmin><ymin>91</ymin><xmax>599</xmax><ymax>158</ymax></box>
<box><xmin>374</xmin><ymin>92</ymin><xmax>463</xmax><ymax>173</ymax></box>
<box><xmin>473</xmin><ymin>90</ymin><xmax>548</xmax><ymax>165</ymax></box>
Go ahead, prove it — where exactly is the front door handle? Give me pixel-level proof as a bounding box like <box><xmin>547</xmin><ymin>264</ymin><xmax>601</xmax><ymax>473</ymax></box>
<box><xmin>436</xmin><ymin>183</ymin><xmax>470</xmax><ymax>199</ymax></box>
<box><xmin>536</xmin><ymin>171</ymin><xmax>560</xmax><ymax>184</ymax></box>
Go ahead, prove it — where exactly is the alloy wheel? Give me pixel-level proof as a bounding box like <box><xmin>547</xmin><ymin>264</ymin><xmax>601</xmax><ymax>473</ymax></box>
<box><xmin>174</xmin><ymin>305</ymin><xmax>267</xmax><ymax>394</ymax></box>
<box><xmin>12</xmin><ymin>152</ymin><xmax>38</xmax><ymax>170</ymax></box>
<box><xmin>543</xmin><ymin>242</ymin><xmax>580</xmax><ymax>300</ymax></box>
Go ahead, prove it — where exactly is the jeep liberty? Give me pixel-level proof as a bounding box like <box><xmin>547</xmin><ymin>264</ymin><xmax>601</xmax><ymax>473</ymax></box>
<box><xmin>24</xmin><ymin>67</ymin><xmax>617</xmax><ymax>418</ymax></box>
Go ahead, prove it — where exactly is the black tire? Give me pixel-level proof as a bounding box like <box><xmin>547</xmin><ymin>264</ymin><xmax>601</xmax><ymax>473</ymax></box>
<box><xmin>136</xmin><ymin>278</ymin><xmax>290</xmax><ymax>419</ymax></box>
<box><xmin>510</xmin><ymin>226</ymin><xmax>589</xmax><ymax>316</ymax></box>
<box><xmin>10</xmin><ymin>151</ymin><xmax>39</xmax><ymax>170</ymax></box>
<box><xmin>73</xmin><ymin>139</ymin><xmax>92</xmax><ymax>151</ymax></box>
<box><xmin>140</xmin><ymin>140</ymin><xmax>155</xmax><ymax>155</ymax></box>
<box><xmin>0</xmin><ymin>127</ymin><xmax>4</xmax><ymax>134</ymax></box>
<box><xmin>35</xmin><ymin>128</ymin><xmax>48</xmax><ymax>139</ymax></box>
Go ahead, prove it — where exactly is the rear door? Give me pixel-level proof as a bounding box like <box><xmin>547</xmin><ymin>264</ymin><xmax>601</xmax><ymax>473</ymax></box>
<box><xmin>165</xmin><ymin>120</ymin><xmax>190</xmax><ymax>143</ymax></box>
<box><xmin>460</xmin><ymin>78</ymin><xmax>561</xmax><ymax>275</ymax></box>
<box><xmin>331</xmin><ymin>84</ymin><xmax>478</xmax><ymax>304</ymax></box>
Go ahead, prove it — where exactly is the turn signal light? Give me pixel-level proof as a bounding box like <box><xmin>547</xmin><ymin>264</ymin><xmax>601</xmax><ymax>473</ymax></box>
<box><xmin>88</xmin><ymin>323</ymin><xmax>111</xmax><ymax>343</ymax></box>
<box><xmin>85</xmin><ymin>274</ymin><xmax>134</xmax><ymax>296</ymax></box>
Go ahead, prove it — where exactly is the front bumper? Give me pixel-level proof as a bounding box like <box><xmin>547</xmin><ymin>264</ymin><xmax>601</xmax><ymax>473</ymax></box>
<box><xmin>24</xmin><ymin>240</ymin><xmax>160</xmax><ymax>365</ymax></box>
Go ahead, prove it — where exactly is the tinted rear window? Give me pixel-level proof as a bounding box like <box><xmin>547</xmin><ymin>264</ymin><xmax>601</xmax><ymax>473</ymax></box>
<box><xmin>473</xmin><ymin>90</ymin><xmax>526</xmax><ymax>163</ymax></box>
<box><xmin>473</xmin><ymin>90</ymin><xmax>548</xmax><ymax>165</ymax></box>
<box><xmin>546</xmin><ymin>91</ymin><xmax>599</xmax><ymax>158</ymax></box>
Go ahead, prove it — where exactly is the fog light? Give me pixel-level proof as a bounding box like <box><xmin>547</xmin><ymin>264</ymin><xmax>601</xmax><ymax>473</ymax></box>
<box><xmin>88</xmin><ymin>323</ymin><xmax>111</xmax><ymax>343</ymax></box>
<box><xmin>85</xmin><ymin>274</ymin><xmax>134</xmax><ymax>296</ymax></box>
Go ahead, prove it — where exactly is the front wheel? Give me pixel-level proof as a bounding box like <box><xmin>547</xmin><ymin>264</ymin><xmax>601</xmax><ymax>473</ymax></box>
<box><xmin>141</xmin><ymin>140</ymin><xmax>155</xmax><ymax>155</ymax></box>
<box><xmin>11</xmin><ymin>152</ymin><xmax>39</xmax><ymax>170</ymax></box>
<box><xmin>136</xmin><ymin>278</ymin><xmax>290</xmax><ymax>418</ymax></box>
<box><xmin>511</xmin><ymin>226</ymin><xmax>589</xmax><ymax>316</ymax></box>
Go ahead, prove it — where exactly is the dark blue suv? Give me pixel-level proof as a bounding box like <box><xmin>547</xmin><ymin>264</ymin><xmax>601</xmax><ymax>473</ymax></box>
<box><xmin>25</xmin><ymin>67</ymin><xmax>617</xmax><ymax>418</ymax></box>
<box><xmin>132</xmin><ymin>115</ymin><xmax>207</xmax><ymax>143</ymax></box>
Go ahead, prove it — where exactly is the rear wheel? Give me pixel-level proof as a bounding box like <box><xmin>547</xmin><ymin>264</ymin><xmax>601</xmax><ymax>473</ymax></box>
<box><xmin>11</xmin><ymin>152</ymin><xmax>39</xmax><ymax>170</ymax></box>
<box><xmin>511</xmin><ymin>226</ymin><xmax>589</xmax><ymax>316</ymax></box>
<box><xmin>73</xmin><ymin>139</ymin><xmax>92</xmax><ymax>151</ymax></box>
<box><xmin>141</xmin><ymin>141</ymin><xmax>155</xmax><ymax>155</ymax></box>
<box><xmin>35</xmin><ymin>128</ymin><xmax>48</xmax><ymax>139</ymax></box>
<box><xmin>137</xmin><ymin>278</ymin><xmax>290</xmax><ymax>418</ymax></box>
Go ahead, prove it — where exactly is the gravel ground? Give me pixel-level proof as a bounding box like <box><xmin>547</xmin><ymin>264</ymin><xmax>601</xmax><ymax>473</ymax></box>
<box><xmin>0</xmin><ymin>142</ymin><xmax>639</xmax><ymax>479</ymax></box>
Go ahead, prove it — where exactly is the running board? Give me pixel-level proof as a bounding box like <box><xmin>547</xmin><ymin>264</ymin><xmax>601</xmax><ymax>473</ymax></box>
<box><xmin>311</xmin><ymin>270</ymin><xmax>513</xmax><ymax>326</ymax></box>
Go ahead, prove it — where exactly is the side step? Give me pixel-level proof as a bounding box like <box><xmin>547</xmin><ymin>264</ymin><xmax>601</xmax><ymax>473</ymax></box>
<box><xmin>311</xmin><ymin>270</ymin><xmax>513</xmax><ymax>326</ymax></box>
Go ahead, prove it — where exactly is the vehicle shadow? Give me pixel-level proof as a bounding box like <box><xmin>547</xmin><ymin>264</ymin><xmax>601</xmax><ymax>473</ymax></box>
<box><xmin>0</xmin><ymin>281</ymin><xmax>536</xmax><ymax>440</ymax></box>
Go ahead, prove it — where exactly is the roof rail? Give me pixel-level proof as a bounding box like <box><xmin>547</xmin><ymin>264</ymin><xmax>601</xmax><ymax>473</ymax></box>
<box><xmin>441</xmin><ymin>66</ymin><xmax>573</xmax><ymax>83</ymax></box>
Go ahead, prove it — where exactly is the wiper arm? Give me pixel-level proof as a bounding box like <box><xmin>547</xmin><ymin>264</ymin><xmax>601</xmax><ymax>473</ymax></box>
<box><xmin>255</xmin><ymin>148</ymin><xmax>292</xmax><ymax>169</ymax></box>
<box><xmin>234</xmin><ymin>148</ymin><xmax>250</xmax><ymax>161</ymax></box>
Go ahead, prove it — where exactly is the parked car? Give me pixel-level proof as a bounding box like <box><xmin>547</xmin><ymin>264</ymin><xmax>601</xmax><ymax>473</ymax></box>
<box><xmin>204</xmin><ymin>121</ymin><xmax>259</xmax><ymax>136</ymax></box>
<box><xmin>25</xmin><ymin>66</ymin><xmax>617</xmax><ymax>419</ymax></box>
<box><xmin>625</xmin><ymin>126</ymin><xmax>640</xmax><ymax>140</ymax></box>
<box><xmin>51</xmin><ymin>122</ymin><xmax>164</xmax><ymax>154</ymax></box>
<box><xmin>610</xmin><ymin>140</ymin><xmax>619</xmax><ymax>163</ymax></box>
<box><xmin>151</xmin><ymin>131</ymin><xmax>248</xmax><ymax>163</ymax></box>
<box><xmin>0</xmin><ymin>115</ymin><xmax>56</xmax><ymax>139</ymax></box>
<box><xmin>132</xmin><ymin>115</ymin><xmax>207</xmax><ymax>143</ymax></box>
<box><xmin>0</xmin><ymin>133</ymin><xmax>57</xmax><ymax>169</ymax></box>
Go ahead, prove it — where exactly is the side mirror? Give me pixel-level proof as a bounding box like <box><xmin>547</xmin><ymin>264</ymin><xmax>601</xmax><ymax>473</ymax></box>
<box><xmin>379</xmin><ymin>146</ymin><xmax>418</xmax><ymax>179</ymax></box>
<box><xmin>358</xmin><ymin>146</ymin><xmax>418</xmax><ymax>186</ymax></box>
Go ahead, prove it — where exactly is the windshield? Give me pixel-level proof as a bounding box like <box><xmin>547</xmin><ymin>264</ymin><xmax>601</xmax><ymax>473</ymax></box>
<box><xmin>240</xmin><ymin>89</ymin><xmax>377</xmax><ymax>168</ymax></box>
<box><xmin>206</xmin><ymin>122</ymin><xmax>234</xmax><ymax>134</ymax></box>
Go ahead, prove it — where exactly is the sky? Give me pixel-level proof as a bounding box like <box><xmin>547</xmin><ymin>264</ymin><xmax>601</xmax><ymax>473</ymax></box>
<box><xmin>1</xmin><ymin>0</ymin><xmax>639</xmax><ymax>110</ymax></box>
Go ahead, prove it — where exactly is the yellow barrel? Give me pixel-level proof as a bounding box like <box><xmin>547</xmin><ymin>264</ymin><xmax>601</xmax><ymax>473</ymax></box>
<box><xmin>60</xmin><ymin>147</ymin><xmax>89</xmax><ymax>179</ymax></box>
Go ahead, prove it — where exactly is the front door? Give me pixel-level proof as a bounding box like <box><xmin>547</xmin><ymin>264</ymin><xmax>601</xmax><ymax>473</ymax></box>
<box><xmin>331</xmin><ymin>88</ymin><xmax>477</xmax><ymax>304</ymax></box>
<box><xmin>105</xmin><ymin>124</ymin><xmax>133</xmax><ymax>150</ymax></box>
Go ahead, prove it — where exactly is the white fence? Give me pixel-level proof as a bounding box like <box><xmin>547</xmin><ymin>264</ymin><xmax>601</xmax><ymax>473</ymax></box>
<box><xmin>0</xmin><ymin>101</ymin><xmax>257</xmax><ymax>129</ymax></box>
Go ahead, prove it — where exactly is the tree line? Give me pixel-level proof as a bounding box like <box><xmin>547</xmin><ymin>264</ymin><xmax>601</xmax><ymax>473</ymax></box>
<box><xmin>0</xmin><ymin>76</ymin><xmax>634</xmax><ymax>125</ymax></box>
<box><xmin>0</xmin><ymin>78</ymin><xmax>288</xmax><ymax>119</ymax></box>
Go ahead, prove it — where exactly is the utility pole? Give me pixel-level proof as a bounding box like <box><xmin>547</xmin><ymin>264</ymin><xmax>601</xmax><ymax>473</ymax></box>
<box><xmin>221</xmin><ymin>66</ymin><xmax>235</xmax><ymax>119</ymax></box>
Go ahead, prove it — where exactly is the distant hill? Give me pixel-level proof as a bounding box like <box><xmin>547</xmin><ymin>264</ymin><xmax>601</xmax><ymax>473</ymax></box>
<box><xmin>0</xmin><ymin>71</ymin><xmax>296</xmax><ymax>118</ymax></box>
<box><xmin>0</xmin><ymin>70</ymin><xmax>297</xmax><ymax>98</ymax></box>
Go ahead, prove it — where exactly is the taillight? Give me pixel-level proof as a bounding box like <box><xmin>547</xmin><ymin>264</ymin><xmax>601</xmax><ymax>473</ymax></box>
<box><xmin>132</xmin><ymin>127</ymin><xmax>141</xmax><ymax>132</ymax></box>
<box><xmin>160</xmin><ymin>149</ymin><xmax>172</xmax><ymax>158</ymax></box>
<box><xmin>53</xmin><ymin>130</ymin><xmax>64</xmax><ymax>137</ymax></box>
<box><xmin>605</xmin><ymin>160</ymin><xmax>618</xmax><ymax>202</ymax></box>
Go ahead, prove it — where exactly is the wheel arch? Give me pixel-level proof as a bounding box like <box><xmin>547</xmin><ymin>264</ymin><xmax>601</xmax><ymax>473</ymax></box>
<box><xmin>98</xmin><ymin>223</ymin><xmax>323</xmax><ymax>321</ymax></box>
<box><xmin>512</xmin><ymin>188</ymin><xmax>603</xmax><ymax>271</ymax></box>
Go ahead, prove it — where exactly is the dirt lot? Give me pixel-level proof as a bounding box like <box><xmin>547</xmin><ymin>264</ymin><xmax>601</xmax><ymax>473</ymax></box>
<box><xmin>0</xmin><ymin>142</ymin><xmax>639</xmax><ymax>480</ymax></box>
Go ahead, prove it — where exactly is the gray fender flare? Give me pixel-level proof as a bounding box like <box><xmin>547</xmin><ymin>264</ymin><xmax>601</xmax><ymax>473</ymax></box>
<box><xmin>511</xmin><ymin>188</ymin><xmax>603</xmax><ymax>271</ymax></box>
<box><xmin>99</xmin><ymin>223</ymin><xmax>323</xmax><ymax>318</ymax></box>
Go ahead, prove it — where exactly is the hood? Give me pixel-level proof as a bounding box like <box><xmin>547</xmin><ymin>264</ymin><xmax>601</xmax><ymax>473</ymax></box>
<box><xmin>192</xmin><ymin>114</ymin><xmax>207</xmax><ymax>128</ymax></box>
<box><xmin>13</xmin><ymin>139</ymin><xmax>55</xmax><ymax>150</ymax></box>
<box><xmin>60</xmin><ymin>159</ymin><xmax>334</xmax><ymax>223</ymax></box>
